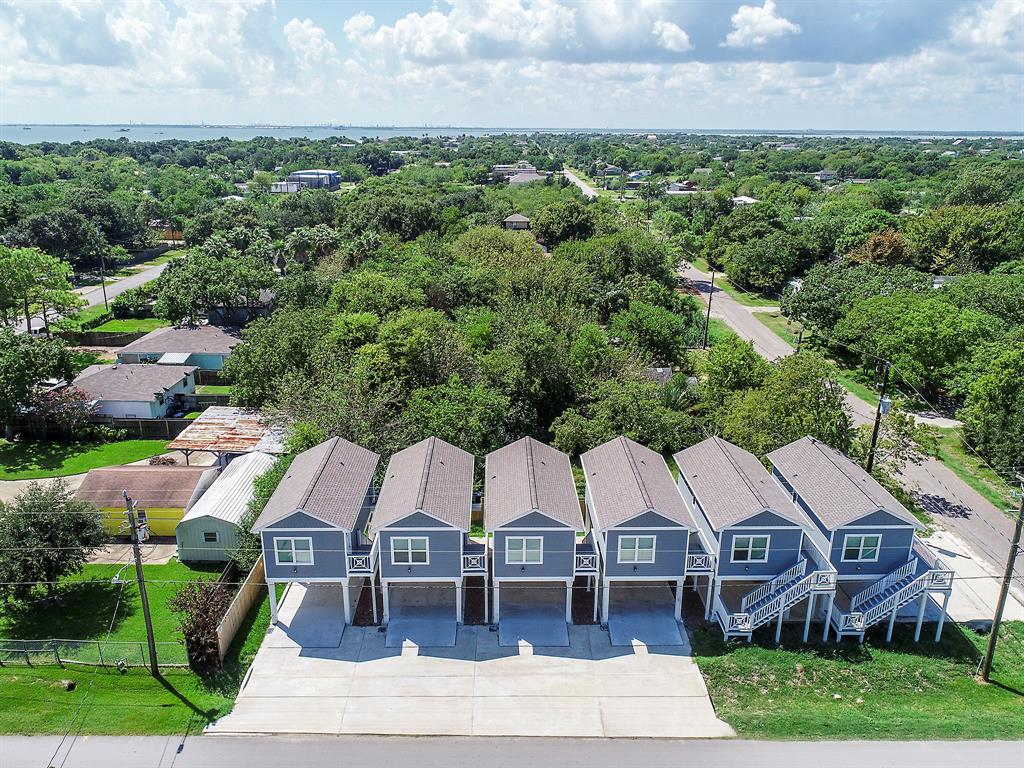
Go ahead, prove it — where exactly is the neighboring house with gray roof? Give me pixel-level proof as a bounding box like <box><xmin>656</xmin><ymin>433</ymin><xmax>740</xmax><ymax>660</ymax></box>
<box><xmin>579</xmin><ymin>436</ymin><xmax>706</xmax><ymax>629</ymax></box>
<box><xmin>116</xmin><ymin>324</ymin><xmax>242</xmax><ymax>371</ymax></box>
<box><xmin>674</xmin><ymin>437</ymin><xmax>837</xmax><ymax>642</ymax></box>
<box><xmin>252</xmin><ymin>437</ymin><xmax>380</xmax><ymax>625</ymax></box>
<box><xmin>372</xmin><ymin>437</ymin><xmax>478</xmax><ymax>629</ymax></box>
<box><xmin>72</xmin><ymin>363</ymin><xmax>197</xmax><ymax>418</ymax></box>
<box><xmin>484</xmin><ymin>438</ymin><xmax>595</xmax><ymax>636</ymax></box>
<box><xmin>768</xmin><ymin>436</ymin><xmax>952</xmax><ymax>643</ymax></box>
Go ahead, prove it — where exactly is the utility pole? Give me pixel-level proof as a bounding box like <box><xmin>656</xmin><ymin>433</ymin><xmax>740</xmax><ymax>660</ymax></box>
<box><xmin>96</xmin><ymin>226</ymin><xmax>109</xmax><ymax>311</ymax></box>
<box><xmin>702</xmin><ymin>271</ymin><xmax>716</xmax><ymax>350</ymax></box>
<box><xmin>865</xmin><ymin>361</ymin><xmax>891</xmax><ymax>473</ymax></box>
<box><xmin>795</xmin><ymin>327</ymin><xmax>804</xmax><ymax>353</ymax></box>
<box><xmin>124</xmin><ymin>491</ymin><xmax>159</xmax><ymax>675</ymax></box>
<box><xmin>981</xmin><ymin>481</ymin><xmax>1024</xmax><ymax>682</ymax></box>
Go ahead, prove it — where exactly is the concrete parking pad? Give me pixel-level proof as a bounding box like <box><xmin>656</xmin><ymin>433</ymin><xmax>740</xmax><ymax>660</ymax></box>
<box><xmin>607</xmin><ymin>585</ymin><xmax>684</xmax><ymax>647</ymax></box>
<box><xmin>266</xmin><ymin>584</ymin><xmax>345</xmax><ymax>649</ymax></box>
<box><xmin>385</xmin><ymin>584</ymin><xmax>457</xmax><ymax>648</ymax></box>
<box><xmin>498</xmin><ymin>586</ymin><xmax>569</xmax><ymax>647</ymax></box>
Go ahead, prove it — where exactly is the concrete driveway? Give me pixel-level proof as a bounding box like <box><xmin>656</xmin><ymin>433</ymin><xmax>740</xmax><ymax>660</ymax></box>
<box><xmin>386</xmin><ymin>583</ymin><xmax>457</xmax><ymax>648</ymax></box>
<box><xmin>265</xmin><ymin>584</ymin><xmax>346</xmax><ymax>649</ymax></box>
<box><xmin>607</xmin><ymin>584</ymin><xmax>684</xmax><ymax>647</ymax></box>
<box><xmin>497</xmin><ymin>583</ymin><xmax>569</xmax><ymax>648</ymax></box>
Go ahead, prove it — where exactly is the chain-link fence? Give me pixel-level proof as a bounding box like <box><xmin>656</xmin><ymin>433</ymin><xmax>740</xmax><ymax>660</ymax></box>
<box><xmin>0</xmin><ymin>638</ymin><xmax>188</xmax><ymax>668</ymax></box>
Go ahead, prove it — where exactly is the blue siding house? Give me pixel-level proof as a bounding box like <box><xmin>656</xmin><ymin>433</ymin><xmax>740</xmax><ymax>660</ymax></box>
<box><xmin>484</xmin><ymin>438</ymin><xmax>594</xmax><ymax>637</ymax></box>
<box><xmin>674</xmin><ymin>437</ymin><xmax>837</xmax><ymax>642</ymax></box>
<box><xmin>252</xmin><ymin>437</ymin><xmax>380</xmax><ymax>626</ymax></box>
<box><xmin>768</xmin><ymin>437</ymin><xmax>954</xmax><ymax>642</ymax></box>
<box><xmin>372</xmin><ymin>437</ymin><xmax>478</xmax><ymax>627</ymax></box>
<box><xmin>580</xmin><ymin>437</ymin><xmax>707</xmax><ymax>633</ymax></box>
<box><xmin>116</xmin><ymin>324</ymin><xmax>242</xmax><ymax>371</ymax></box>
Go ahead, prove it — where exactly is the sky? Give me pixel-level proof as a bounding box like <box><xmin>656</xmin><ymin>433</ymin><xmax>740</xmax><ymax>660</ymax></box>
<box><xmin>1</xmin><ymin>0</ymin><xmax>1022</xmax><ymax>131</ymax></box>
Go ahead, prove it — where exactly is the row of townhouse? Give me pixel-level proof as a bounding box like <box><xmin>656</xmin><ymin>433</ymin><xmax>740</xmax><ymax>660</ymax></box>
<box><xmin>253</xmin><ymin>433</ymin><xmax>954</xmax><ymax>644</ymax></box>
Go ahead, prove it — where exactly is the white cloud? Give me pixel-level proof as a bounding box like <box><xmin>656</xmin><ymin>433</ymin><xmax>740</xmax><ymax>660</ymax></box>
<box><xmin>653</xmin><ymin>20</ymin><xmax>692</xmax><ymax>53</ymax></box>
<box><xmin>722</xmin><ymin>0</ymin><xmax>801</xmax><ymax>48</ymax></box>
<box><xmin>343</xmin><ymin>11</ymin><xmax>376</xmax><ymax>39</ymax></box>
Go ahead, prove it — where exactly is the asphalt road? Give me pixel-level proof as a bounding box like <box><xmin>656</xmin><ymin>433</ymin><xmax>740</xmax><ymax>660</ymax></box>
<box><xmin>15</xmin><ymin>259</ymin><xmax>172</xmax><ymax>334</ymax></box>
<box><xmin>6</xmin><ymin>736</ymin><xmax>1022</xmax><ymax>768</ymax></box>
<box><xmin>562</xmin><ymin>168</ymin><xmax>599</xmax><ymax>199</ymax></box>
<box><xmin>682</xmin><ymin>260</ymin><xmax>1023</xmax><ymax>596</ymax></box>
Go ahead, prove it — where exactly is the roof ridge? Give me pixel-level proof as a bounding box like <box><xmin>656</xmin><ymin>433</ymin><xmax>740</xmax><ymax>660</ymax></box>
<box><xmin>525</xmin><ymin>437</ymin><xmax>540</xmax><ymax>511</ymax></box>
<box><xmin>299</xmin><ymin>437</ymin><xmax>339</xmax><ymax>510</ymax></box>
<box><xmin>621</xmin><ymin>437</ymin><xmax>653</xmax><ymax>509</ymax></box>
<box><xmin>714</xmin><ymin>437</ymin><xmax>769</xmax><ymax>510</ymax></box>
<box><xmin>415</xmin><ymin>437</ymin><xmax>436</xmax><ymax>511</ymax></box>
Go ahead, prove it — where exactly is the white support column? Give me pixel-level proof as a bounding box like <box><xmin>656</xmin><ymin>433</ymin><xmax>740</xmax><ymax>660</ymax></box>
<box><xmin>484</xmin><ymin>573</ymin><xmax>489</xmax><ymax>625</ymax></box>
<box><xmin>565</xmin><ymin>580</ymin><xmax>573</xmax><ymax>624</ymax></box>
<box><xmin>775</xmin><ymin>606</ymin><xmax>784</xmax><ymax>644</ymax></box>
<box><xmin>675</xmin><ymin>578</ymin><xmax>684</xmax><ymax>620</ymax></box>
<box><xmin>342</xmin><ymin>579</ymin><xmax>352</xmax><ymax>626</ymax></box>
<box><xmin>913</xmin><ymin>591</ymin><xmax>927</xmax><ymax>642</ymax></box>
<box><xmin>381</xmin><ymin>580</ymin><xmax>390</xmax><ymax>624</ymax></box>
<box><xmin>586</xmin><ymin>575</ymin><xmax>592</xmax><ymax>593</ymax></box>
<box><xmin>493</xmin><ymin>580</ymin><xmax>501</xmax><ymax>624</ymax></box>
<box><xmin>370</xmin><ymin>572</ymin><xmax>378</xmax><ymax>624</ymax></box>
<box><xmin>886</xmin><ymin>605</ymin><xmax>898</xmax><ymax>642</ymax></box>
<box><xmin>601</xmin><ymin>578</ymin><xmax>610</xmax><ymax>625</ymax></box>
<box><xmin>803</xmin><ymin>593</ymin><xmax>814</xmax><ymax>643</ymax></box>
<box><xmin>456</xmin><ymin>579</ymin><xmax>464</xmax><ymax>624</ymax></box>
<box><xmin>935</xmin><ymin>591</ymin><xmax>950</xmax><ymax>642</ymax></box>
<box><xmin>267</xmin><ymin>580</ymin><xmax>279</xmax><ymax>625</ymax></box>
<box><xmin>823</xmin><ymin>592</ymin><xmax>834</xmax><ymax>642</ymax></box>
<box><xmin>709</xmin><ymin>579</ymin><xmax>721</xmax><ymax>623</ymax></box>
<box><xmin>592</xmin><ymin>577</ymin><xmax>599</xmax><ymax>623</ymax></box>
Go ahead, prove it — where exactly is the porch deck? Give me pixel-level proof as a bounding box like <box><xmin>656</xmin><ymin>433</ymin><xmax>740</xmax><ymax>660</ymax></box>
<box><xmin>575</xmin><ymin>534</ymin><xmax>598</xmax><ymax>574</ymax></box>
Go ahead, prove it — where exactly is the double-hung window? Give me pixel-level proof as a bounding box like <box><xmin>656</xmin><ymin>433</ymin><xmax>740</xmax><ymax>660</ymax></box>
<box><xmin>618</xmin><ymin>535</ymin><xmax>656</xmax><ymax>564</ymax></box>
<box><xmin>842</xmin><ymin>534</ymin><xmax>881</xmax><ymax>562</ymax></box>
<box><xmin>506</xmin><ymin>536</ymin><xmax>543</xmax><ymax>565</ymax></box>
<box><xmin>391</xmin><ymin>537</ymin><xmax>429</xmax><ymax>565</ymax></box>
<box><xmin>274</xmin><ymin>537</ymin><xmax>313</xmax><ymax>565</ymax></box>
<box><xmin>731</xmin><ymin>535</ymin><xmax>770</xmax><ymax>563</ymax></box>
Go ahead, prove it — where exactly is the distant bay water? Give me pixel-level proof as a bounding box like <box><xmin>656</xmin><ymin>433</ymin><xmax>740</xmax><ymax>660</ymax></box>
<box><xmin>2</xmin><ymin>124</ymin><xmax>1020</xmax><ymax>145</ymax></box>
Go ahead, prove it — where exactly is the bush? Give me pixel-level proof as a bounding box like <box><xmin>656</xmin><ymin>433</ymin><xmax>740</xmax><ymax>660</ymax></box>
<box><xmin>111</xmin><ymin>286</ymin><xmax>154</xmax><ymax>319</ymax></box>
<box><xmin>168</xmin><ymin>580</ymin><xmax>233</xmax><ymax>674</ymax></box>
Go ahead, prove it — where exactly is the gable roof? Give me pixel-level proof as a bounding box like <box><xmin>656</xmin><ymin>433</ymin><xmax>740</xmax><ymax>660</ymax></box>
<box><xmin>371</xmin><ymin>437</ymin><xmax>474</xmax><ymax>532</ymax></box>
<box><xmin>580</xmin><ymin>436</ymin><xmax>695</xmax><ymax>530</ymax></box>
<box><xmin>484</xmin><ymin>437</ymin><xmax>583</xmax><ymax>530</ymax></box>
<box><xmin>72</xmin><ymin>364</ymin><xmax>196</xmax><ymax>402</ymax></box>
<box><xmin>674</xmin><ymin>437</ymin><xmax>804</xmax><ymax>530</ymax></box>
<box><xmin>118</xmin><ymin>324</ymin><xmax>242</xmax><ymax>356</ymax></box>
<box><xmin>503</xmin><ymin>213</ymin><xmax>530</xmax><ymax>223</ymax></box>
<box><xmin>252</xmin><ymin>437</ymin><xmax>379</xmax><ymax>531</ymax></box>
<box><xmin>75</xmin><ymin>466</ymin><xmax>217</xmax><ymax>510</ymax></box>
<box><xmin>181</xmin><ymin>452</ymin><xmax>276</xmax><ymax>526</ymax></box>
<box><xmin>767</xmin><ymin>436</ymin><xmax>921</xmax><ymax>530</ymax></box>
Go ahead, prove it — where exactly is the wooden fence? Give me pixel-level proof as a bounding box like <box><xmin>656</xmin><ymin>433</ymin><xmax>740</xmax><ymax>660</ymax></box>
<box><xmin>216</xmin><ymin>555</ymin><xmax>265</xmax><ymax>661</ymax></box>
<box><xmin>56</xmin><ymin>329</ymin><xmax>149</xmax><ymax>347</ymax></box>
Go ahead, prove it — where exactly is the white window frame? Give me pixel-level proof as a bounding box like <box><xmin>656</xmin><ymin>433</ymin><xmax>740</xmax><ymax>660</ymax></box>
<box><xmin>505</xmin><ymin>536</ymin><xmax>544</xmax><ymax>565</ymax></box>
<box><xmin>391</xmin><ymin>536</ymin><xmax>430</xmax><ymax>566</ymax></box>
<box><xmin>617</xmin><ymin>535</ymin><xmax>657</xmax><ymax>564</ymax></box>
<box><xmin>273</xmin><ymin>536</ymin><xmax>314</xmax><ymax>566</ymax></box>
<box><xmin>842</xmin><ymin>534</ymin><xmax>881</xmax><ymax>563</ymax></box>
<box><xmin>202</xmin><ymin>531</ymin><xmax>219</xmax><ymax>544</ymax></box>
<box><xmin>731</xmin><ymin>535</ymin><xmax>770</xmax><ymax>563</ymax></box>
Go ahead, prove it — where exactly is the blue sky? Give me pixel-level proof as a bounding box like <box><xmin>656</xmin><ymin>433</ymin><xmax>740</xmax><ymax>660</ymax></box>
<box><xmin>2</xmin><ymin>0</ymin><xmax>1022</xmax><ymax>130</ymax></box>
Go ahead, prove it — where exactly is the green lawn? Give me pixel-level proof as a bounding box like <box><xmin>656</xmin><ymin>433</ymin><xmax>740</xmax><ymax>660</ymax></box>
<box><xmin>92</xmin><ymin>317</ymin><xmax>169</xmax><ymax>333</ymax></box>
<box><xmin>694</xmin><ymin>621</ymin><xmax>1024</xmax><ymax>740</ymax></box>
<box><xmin>690</xmin><ymin>257</ymin><xmax>779</xmax><ymax>308</ymax></box>
<box><xmin>0</xmin><ymin>439</ymin><xmax>169</xmax><ymax>480</ymax></box>
<box><xmin>931</xmin><ymin>428</ymin><xmax>1016</xmax><ymax>510</ymax></box>
<box><xmin>0</xmin><ymin>590</ymin><xmax>272</xmax><ymax>735</ymax></box>
<box><xmin>69</xmin><ymin>348</ymin><xmax>115</xmax><ymax>375</ymax></box>
<box><xmin>754</xmin><ymin>311</ymin><xmax>803</xmax><ymax>346</ymax></box>
<box><xmin>59</xmin><ymin>303</ymin><xmax>110</xmax><ymax>330</ymax></box>
<box><xmin>196</xmin><ymin>384</ymin><xmax>232</xmax><ymax>395</ymax></box>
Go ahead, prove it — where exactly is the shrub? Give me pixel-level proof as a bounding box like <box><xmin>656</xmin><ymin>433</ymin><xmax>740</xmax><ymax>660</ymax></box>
<box><xmin>111</xmin><ymin>286</ymin><xmax>153</xmax><ymax>319</ymax></box>
<box><xmin>168</xmin><ymin>580</ymin><xmax>233</xmax><ymax>674</ymax></box>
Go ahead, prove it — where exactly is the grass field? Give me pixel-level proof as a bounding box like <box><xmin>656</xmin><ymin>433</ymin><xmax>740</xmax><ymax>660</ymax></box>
<box><xmin>931</xmin><ymin>428</ymin><xmax>1016</xmax><ymax>510</ymax></box>
<box><xmin>0</xmin><ymin>591</ymin><xmax>272</xmax><ymax>735</ymax></box>
<box><xmin>689</xmin><ymin>257</ymin><xmax>780</xmax><ymax>308</ymax></box>
<box><xmin>196</xmin><ymin>384</ymin><xmax>232</xmax><ymax>395</ymax></box>
<box><xmin>0</xmin><ymin>439</ymin><xmax>169</xmax><ymax>480</ymax></box>
<box><xmin>92</xmin><ymin>317</ymin><xmax>169</xmax><ymax>333</ymax></box>
<box><xmin>694</xmin><ymin>620</ymin><xmax>1024</xmax><ymax>740</ymax></box>
<box><xmin>69</xmin><ymin>348</ymin><xmax>115</xmax><ymax>374</ymax></box>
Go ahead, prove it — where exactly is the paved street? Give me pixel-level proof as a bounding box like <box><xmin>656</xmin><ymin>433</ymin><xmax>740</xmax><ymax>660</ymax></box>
<box><xmin>6</xmin><ymin>736</ymin><xmax>1021</xmax><ymax>768</ymax></box>
<box><xmin>562</xmin><ymin>167</ymin><xmax>598</xmax><ymax>199</ymax></box>
<box><xmin>681</xmin><ymin>260</ymin><xmax>1024</xmax><ymax>600</ymax></box>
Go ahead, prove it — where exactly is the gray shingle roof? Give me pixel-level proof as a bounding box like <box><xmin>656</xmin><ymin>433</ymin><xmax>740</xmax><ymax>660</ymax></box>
<box><xmin>503</xmin><ymin>213</ymin><xmax>530</xmax><ymax>223</ymax></box>
<box><xmin>580</xmin><ymin>436</ymin><xmax>696</xmax><ymax>530</ymax></box>
<box><xmin>72</xmin><ymin>364</ymin><xmax>197</xmax><ymax>402</ymax></box>
<box><xmin>484</xmin><ymin>437</ymin><xmax>583</xmax><ymax>530</ymax></box>
<box><xmin>674</xmin><ymin>437</ymin><xmax>803</xmax><ymax>530</ymax></box>
<box><xmin>371</xmin><ymin>437</ymin><xmax>474</xmax><ymax>532</ymax></box>
<box><xmin>118</xmin><ymin>325</ymin><xmax>242</xmax><ymax>356</ymax></box>
<box><xmin>252</xmin><ymin>438</ymin><xmax>379</xmax><ymax>531</ymax></box>
<box><xmin>767</xmin><ymin>436</ymin><xmax>920</xmax><ymax>530</ymax></box>
<box><xmin>75</xmin><ymin>466</ymin><xmax>217</xmax><ymax>510</ymax></box>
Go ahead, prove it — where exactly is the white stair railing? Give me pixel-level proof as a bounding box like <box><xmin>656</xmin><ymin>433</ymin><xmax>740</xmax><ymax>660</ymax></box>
<box><xmin>747</xmin><ymin>571</ymin><xmax>817</xmax><ymax>630</ymax></box>
<box><xmin>861</xmin><ymin>573</ymin><xmax>929</xmax><ymax>628</ymax></box>
<box><xmin>741</xmin><ymin>559</ymin><xmax>807</xmax><ymax>611</ymax></box>
<box><xmin>850</xmin><ymin>557</ymin><xmax>918</xmax><ymax>611</ymax></box>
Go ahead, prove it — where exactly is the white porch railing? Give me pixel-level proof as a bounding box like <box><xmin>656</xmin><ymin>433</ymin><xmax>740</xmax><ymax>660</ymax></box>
<box><xmin>686</xmin><ymin>552</ymin><xmax>715</xmax><ymax>572</ymax></box>
<box><xmin>575</xmin><ymin>552</ymin><xmax>598</xmax><ymax>572</ymax></box>
<box><xmin>462</xmin><ymin>552</ymin><xmax>486</xmax><ymax>572</ymax></box>
<box><xmin>346</xmin><ymin>538</ymin><xmax>378</xmax><ymax>575</ymax></box>
<box><xmin>838</xmin><ymin>560</ymin><xmax>954</xmax><ymax>635</ymax></box>
<box><xmin>850</xmin><ymin>557</ymin><xmax>917</xmax><ymax>611</ymax></box>
<box><xmin>741</xmin><ymin>559</ymin><xmax>807</xmax><ymax>611</ymax></box>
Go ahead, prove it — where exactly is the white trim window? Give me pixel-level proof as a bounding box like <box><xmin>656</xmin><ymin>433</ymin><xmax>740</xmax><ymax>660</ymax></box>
<box><xmin>618</xmin><ymin>535</ymin><xmax>656</xmax><ymax>564</ymax></box>
<box><xmin>731</xmin><ymin>535</ymin><xmax>770</xmax><ymax>563</ymax></box>
<box><xmin>842</xmin><ymin>534</ymin><xmax>881</xmax><ymax>562</ymax></box>
<box><xmin>506</xmin><ymin>536</ymin><xmax>543</xmax><ymax>565</ymax></box>
<box><xmin>274</xmin><ymin>537</ymin><xmax>313</xmax><ymax>565</ymax></box>
<box><xmin>391</xmin><ymin>536</ymin><xmax>429</xmax><ymax>565</ymax></box>
<box><xmin>202</xmin><ymin>531</ymin><xmax>219</xmax><ymax>544</ymax></box>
